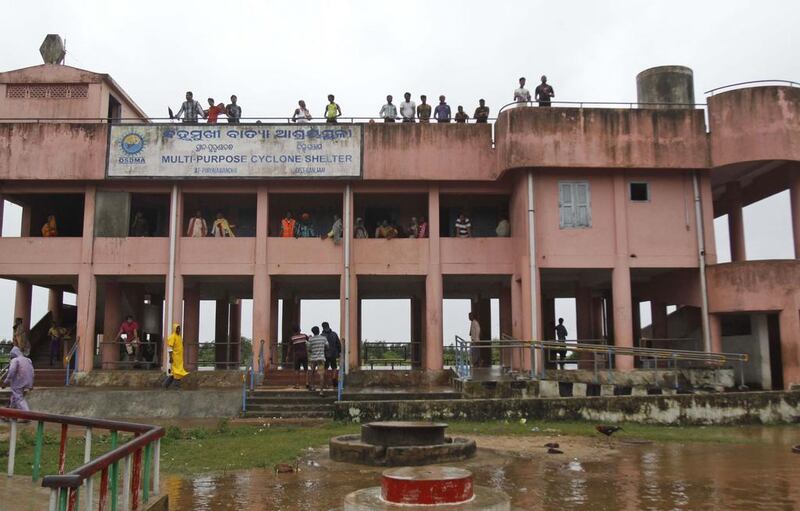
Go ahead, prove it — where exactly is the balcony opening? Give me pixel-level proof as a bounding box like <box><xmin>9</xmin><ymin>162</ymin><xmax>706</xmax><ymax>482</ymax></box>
<box><xmin>353</xmin><ymin>193</ymin><xmax>428</xmax><ymax>238</ymax></box>
<box><xmin>269</xmin><ymin>193</ymin><xmax>342</xmax><ymax>238</ymax></box>
<box><xmin>439</xmin><ymin>194</ymin><xmax>510</xmax><ymax>237</ymax></box>
<box><xmin>2</xmin><ymin>193</ymin><xmax>85</xmax><ymax>237</ymax></box>
<box><xmin>129</xmin><ymin>193</ymin><xmax>170</xmax><ymax>237</ymax></box>
<box><xmin>183</xmin><ymin>193</ymin><xmax>257</xmax><ymax>237</ymax></box>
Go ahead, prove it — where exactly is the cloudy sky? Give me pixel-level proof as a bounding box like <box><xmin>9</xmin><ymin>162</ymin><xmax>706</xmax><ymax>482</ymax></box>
<box><xmin>1</xmin><ymin>0</ymin><xmax>798</xmax><ymax>346</ymax></box>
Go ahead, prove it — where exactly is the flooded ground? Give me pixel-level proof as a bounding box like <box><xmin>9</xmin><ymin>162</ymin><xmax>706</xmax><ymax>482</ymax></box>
<box><xmin>163</xmin><ymin>426</ymin><xmax>800</xmax><ymax>511</ymax></box>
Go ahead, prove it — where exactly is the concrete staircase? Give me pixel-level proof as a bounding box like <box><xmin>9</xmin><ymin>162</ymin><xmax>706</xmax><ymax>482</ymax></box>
<box><xmin>243</xmin><ymin>389</ymin><xmax>336</xmax><ymax>419</ymax></box>
<box><xmin>341</xmin><ymin>390</ymin><xmax>462</xmax><ymax>401</ymax></box>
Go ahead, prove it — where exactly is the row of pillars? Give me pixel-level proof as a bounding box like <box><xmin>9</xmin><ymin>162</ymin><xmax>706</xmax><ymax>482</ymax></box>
<box><xmin>12</xmin><ymin>283</ymin><xmax>64</xmax><ymax>333</ymax></box>
<box><xmin>726</xmin><ymin>176</ymin><xmax>800</xmax><ymax>262</ymax></box>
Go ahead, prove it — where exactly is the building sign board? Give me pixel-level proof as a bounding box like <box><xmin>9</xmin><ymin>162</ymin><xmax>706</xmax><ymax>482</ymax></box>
<box><xmin>107</xmin><ymin>124</ymin><xmax>362</xmax><ymax>178</ymax></box>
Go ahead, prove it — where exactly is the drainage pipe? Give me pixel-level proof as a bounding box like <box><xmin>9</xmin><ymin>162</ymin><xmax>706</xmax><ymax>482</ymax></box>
<box><xmin>692</xmin><ymin>172</ymin><xmax>712</xmax><ymax>352</ymax></box>
<box><xmin>343</xmin><ymin>183</ymin><xmax>352</xmax><ymax>375</ymax></box>
<box><xmin>164</xmin><ymin>184</ymin><xmax>179</xmax><ymax>370</ymax></box>
<box><xmin>527</xmin><ymin>171</ymin><xmax>539</xmax><ymax>377</ymax></box>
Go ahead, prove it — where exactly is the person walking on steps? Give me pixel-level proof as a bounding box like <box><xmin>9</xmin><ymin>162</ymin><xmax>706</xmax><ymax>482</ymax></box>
<box><xmin>307</xmin><ymin>326</ymin><xmax>328</xmax><ymax>396</ymax></box>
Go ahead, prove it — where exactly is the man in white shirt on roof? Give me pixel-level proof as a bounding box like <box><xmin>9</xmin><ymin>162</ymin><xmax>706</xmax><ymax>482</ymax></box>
<box><xmin>379</xmin><ymin>95</ymin><xmax>398</xmax><ymax>123</ymax></box>
<box><xmin>399</xmin><ymin>92</ymin><xmax>416</xmax><ymax>123</ymax></box>
<box><xmin>513</xmin><ymin>77</ymin><xmax>531</xmax><ymax>104</ymax></box>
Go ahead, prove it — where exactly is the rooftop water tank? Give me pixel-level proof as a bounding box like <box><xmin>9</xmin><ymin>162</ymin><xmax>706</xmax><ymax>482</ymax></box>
<box><xmin>636</xmin><ymin>66</ymin><xmax>695</xmax><ymax>109</ymax></box>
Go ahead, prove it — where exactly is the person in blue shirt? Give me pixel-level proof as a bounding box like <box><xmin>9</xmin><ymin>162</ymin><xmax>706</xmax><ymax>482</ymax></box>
<box><xmin>434</xmin><ymin>95</ymin><xmax>451</xmax><ymax>123</ymax></box>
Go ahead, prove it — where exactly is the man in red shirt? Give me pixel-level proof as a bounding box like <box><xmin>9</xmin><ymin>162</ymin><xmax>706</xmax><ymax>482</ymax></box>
<box><xmin>205</xmin><ymin>98</ymin><xmax>227</xmax><ymax>124</ymax></box>
<box><xmin>116</xmin><ymin>315</ymin><xmax>140</xmax><ymax>363</ymax></box>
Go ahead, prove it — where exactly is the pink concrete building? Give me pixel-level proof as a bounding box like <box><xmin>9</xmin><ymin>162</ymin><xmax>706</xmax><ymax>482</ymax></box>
<box><xmin>1</xmin><ymin>61</ymin><xmax>798</xmax><ymax>389</ymax></box>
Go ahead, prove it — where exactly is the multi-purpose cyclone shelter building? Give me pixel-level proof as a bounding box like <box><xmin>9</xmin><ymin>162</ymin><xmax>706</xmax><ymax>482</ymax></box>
<box><xmin>1</xmin><ymin>58</ymin><xmax>799</xmax><ymax>390</ymax></box>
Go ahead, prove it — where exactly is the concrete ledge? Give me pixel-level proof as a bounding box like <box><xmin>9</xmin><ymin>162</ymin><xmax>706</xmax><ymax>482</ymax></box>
<box><xmin>27</xmin><ymin>388</ymin><xmax>242</xmax><ymax>419</ymax></box>
<box><xmin>139</xmin><ymin>495</ymin><xmax>168</xmax><ymax>511</ymax></box>
<box><xmin>541</xmin><ymin>368</ymin><xmax>735</xmax><ymax>389</ymax></box>
<box><xmin>335</xmin><ymin>391</ymin><xmax>800</xmax><ymax>425</ymax></box>
<box><xmin>73</xmin><ymin>370</ymin><xmax>242</xmax><ymax>389</ymax></box>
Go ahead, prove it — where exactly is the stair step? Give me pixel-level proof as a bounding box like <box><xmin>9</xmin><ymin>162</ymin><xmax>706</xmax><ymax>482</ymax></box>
<box><xmin>241</xmin><ymin>410</ymin><xmax>332</xmax><ymax>419</ymax></box>
<box><xmin>341</xmin><ymin>392</ymin><xmax>462</xmax><ymax>401</ymax></box>
<box><xmin>247</xmin><ymin>403</ymin><xmax>332</xmax><ymax>411</ymax></box>
<box><xmin>248</xmin><ymin>396</ymin><xmax>336</xmax><ymax>404</ymax></box>
<box><xmin>250</xmin><ymin>391</ymin><xmax>337</xmax><ymax>399</ymax></box>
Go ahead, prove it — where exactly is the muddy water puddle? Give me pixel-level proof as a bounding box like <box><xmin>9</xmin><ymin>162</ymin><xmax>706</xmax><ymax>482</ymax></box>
<box><xmin>164</xmin><ymin>428</ymin><xmax>800</xmax><ymax>511</ymax></box>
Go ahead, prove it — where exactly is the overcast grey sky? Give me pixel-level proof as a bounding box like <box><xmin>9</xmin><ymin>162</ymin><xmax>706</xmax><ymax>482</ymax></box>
<box><xmin>1</xmin><ymin>0</ymin><xmax>798</xmax><ymax>345</ymax></box>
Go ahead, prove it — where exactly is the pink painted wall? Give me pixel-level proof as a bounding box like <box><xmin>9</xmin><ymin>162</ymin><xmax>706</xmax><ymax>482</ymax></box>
<box><xmin>362</xmin><ymin>123</ymin><xmax>497</xmax><ymax>181</ymax></box>
<box><xmin>267</xmin><ymin>238</ymin><xmax>343</xmax><ymax>275</ymax></box>
<box><xmin>495</xmin><ymin>107</ymin><xmax>709</xmax><ymax>171</ymax></box>
<box><xmin>709</xmin><ymin>86</ymin><xmax>800</xmax><ymax>168</ymax></box>
<box><xmin>352</xmin><ymin>239</ymin><xmax>429</xmax><ymax>275</ymax></box>
<box><xmin>0</xmin><ymin>238</ymin><xmax>81</xmax><ymax>275</ymax></box>
<box><xmin>0</xmin><ymin>123</ymin><xmax>108</xmax><ymax>180</ymax></box>
<box><xmin>707</xmin><ymin>261</ymin><xmax>800</xmax><ymax>313</ymax></box>
<box><xmin>92</xmin><ymin>238</ymin><xmax>169</xmax><ymax>275</ymax></box>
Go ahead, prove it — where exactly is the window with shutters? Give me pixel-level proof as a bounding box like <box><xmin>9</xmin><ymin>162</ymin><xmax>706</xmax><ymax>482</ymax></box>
<box><xmin>558</xmin><ymin>181</ymin><xmax>591</xmax><ymax>229</ymax></box>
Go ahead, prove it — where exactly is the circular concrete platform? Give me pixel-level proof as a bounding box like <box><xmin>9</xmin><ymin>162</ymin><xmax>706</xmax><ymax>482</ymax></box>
<box><xmin>362</xmin><ymin>421</ymin><xmax>448</xmax><ymax>447</ymax></box>
<box><xmin>343</xmin><ymin>486</ymin><xmax>510</xmax><ymax>511</ymax></box>
<box><xmin>329</xmin><ymin>434</ymin><xmax>477</xmax><ymax>466</ymax></box>
<box><xmin>382</xmin><ymin>466</ymin><xmax>473</xmax><ymax>505</ymax></box>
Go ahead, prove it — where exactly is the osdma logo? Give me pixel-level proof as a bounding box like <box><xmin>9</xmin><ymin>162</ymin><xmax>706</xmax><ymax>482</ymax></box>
<box><xmin>119</xmin><ymin>132</ymin><xmax>146</xmax><ymax>164</ymax></box>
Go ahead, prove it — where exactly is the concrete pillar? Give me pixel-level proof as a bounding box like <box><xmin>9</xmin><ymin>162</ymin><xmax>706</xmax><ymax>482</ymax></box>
<box><xmin>727</xmin><ymin>182</ymin><xmax>747</xmax><ymax>262</ymax></box>
<box><xmin>76</xmin><ymin>185</ymin><xmax>97</xmax><ymax>372</ymax></box>
<box><xmin>281</xmin><ymin>296</ymin><xmax>299</xmax><ymax>367</ymax></box>
<box><xmin>779</xmin><ymin>306</ymin><xmax>800</xmax><ymax>389</ymax></box>
<box><xmin>709</xmin><ymin>313</ymin><xmax>723</xmax><ymax>353</ymax></box>
<box><xmin>14</xmin><ymin>282</ymin><xmax>32</xmax><ymax>331</ymax></box>
<box><xmin>252</xmin><ymin>185</ymin><xmax>269</xmax><ymax>371</ymax></box>
<box><xmin>20</xmin><ymin>204</ymin><xmax>31</xmax><ymax>237</ymax></box>
<box><xmin>102</xmin><ymin>282</ymin><xmax>122</xmax><ymax>369</ymax></box>
<box><xmin>168</xmin><ymin>274</ymin><xmax>184</xmax><ymax>372</ymax></box>
<box><xmin>425</xmin><ymin>185</ymin><xmax>443</xmax><ymax>370</ymax></box>
<box><xmin>229</xmin><ymin>300</ymin><xmax>241</xmax><ymax>365</ymax></box>
<box><xmin>791</xmin><ymin>174</ymin><xmax>800</xmax><ymax>259</ymax></box>
<box><xmin>410</xmin><ymin>296</ymin><xmax>423</xmax><ymax>368</ymax></box>
<box><xmin>542</xmin><ymin>298</ymin><xmax>555</xmax><ymax>340</ymax></box>
<box><xmin>48</xmin><ymin>289</ymin><xmax>63</xmax><ymax>325</ymax></box>
<box><xmin>215</xmin><ymin>299</ymin><xmax>230</xmax><ymax>369</ymax></box>
<box><xmin>346</xmin><ymin>272</ymin><xmax>359</xmax><ymax>370</ymax></box>
<box><xmin>632</xmin><ymin>298</ymin><xmax>642</xmax><ymax>346</ymax></box>
<box><xmin>612</xmin><ymin>266</ymin><xmax>634</xmax><ymax>371</ymax></box>
<box><xmin>576</xmin><ymin>286</ymin><xmax>593</xmax><ymax>341</ymax></box>
<box><xmin>592</xmin><ymin>297</ymin><xmax>605</xmax><ymax>339</ymax></box>
<box><xmin>471</xmin><ymin>297</ymin><xmax>492</xmax><ymax>367</ymax></box>
<box><xmin>651</xmin><ymin>301</ymin><xmax>668</xmax><ymax>339</ymax></box>
<box><xmin>183</xmin><ymin>288</ymin><xmax>200</xmax><ymax>371</ymax></box>
<box><xmin>269</xmin><ymin>294</ymin><xmax>279</xmax><ymax>368</ymax></box>
<box><xmin>0</xmin><ymin>196</ymin><xmax>4</xmax><ymax>236</ymax></box>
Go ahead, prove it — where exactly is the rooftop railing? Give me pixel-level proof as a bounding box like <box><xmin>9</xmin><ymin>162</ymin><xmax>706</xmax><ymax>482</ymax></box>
<box><xmin>1</xmin><ymin>407</ymin><xmax>164</xmax><ymax>511</ymax></box>
<box><xmin>704</xmin><ymin>80</ymin><xmax>800</xmax><ymax>96</ymax></box>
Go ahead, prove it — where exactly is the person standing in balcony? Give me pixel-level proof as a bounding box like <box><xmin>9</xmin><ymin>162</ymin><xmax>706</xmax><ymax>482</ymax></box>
<box><xmin>164</xmin><ymin>323</ymin><xmax>189</xmax><ymax>390</ymax></box>
<box><xmin>226</xmin><ymin>95</ymin><xmax>242</xmax><ymax>124</ymax></box>
<box><xmin>474</xmin><ymin>99</ymin><xmax>490</xmax><ymax>123</ymax></box>
<box><xmin>280</xmin><ymin>211</ymin><xmax>296</xmax><ymax>238</ymax></box>
<box><xmin>495</xmin><ymin>214</ymin><xmax>510</xmax><ymax>237</ymax></box>
<box><xmin>513</xmin><ymin>77</ymin><xmax>531</xmax><ymax>104</ymax></box>
<box><xmin>354</xmin><ymin>217</ymin><xmax>368</xmax><ymax>238</ymax></box>
<box><xmin>211</xmin><ymin>212</ymin><xmax>236</xmax><ymax>237</ymax></box>
<box><xmin>379</xmin><ymin>95</ymin><xmax>398</xmax><ymax>123</ymax></box>
<box><xmin>307</xmin><ymin>326</ymin><xmax>328</xmax><ymax>395</ymax></box>
<box><xmin>454</xmin><ymin>106</ymin><xmax>469</xmax><ymax>123</ymax></box>
<box><xmin>296</xmin><ymin>213</ymin><xmax>317</xmax><ymax>238</ymax></box>
<box><xmin>2</xmin><ymin>347</ymin><xmax>33</xmax><ymax>411</ymax></box>
<box><xmin>205</xmin><ymin>98</ymin><xmax>226</xmax><ymax>124</ymax></box>
<box><xmin>186</xmin><ymin>210</ymin><xmax>208</xmax><ymax>237</ymax></box>
<box><xmin>399</xmin><ymin>92</ymin><xmax>416</xmax><ymax>123</ymax></box>
<box><xmin>324</xmin><ymin>214</ymin><xmax>343</xmax><ymax>243</ymax></box>
<box><xmin>174</xmin><ymin>91</ymin><xmax>206</xmax><ymax>123</ymax></box>
<box><xmin>130</xmin><ymin>211</ymin><xmax>150</xmax><ymax>237</ymax></box>
<box><xmin>535</xmin><ymin>75</ymin><xmax>555</xmax><ymax>107</ymax></box>
<box><xmin>407</xmin><ymin>217</ymin><xmax>420</xmax><ymax>238</ymax></box>
<box><xmin>434</xmin><ymin>95</ymin><xmax>451</xmax><ymax>123</ymax></box>
<box><xmin>417</xmin><ymin>95</ymin><xmax>432</xmax><ymax>123</ymax></box>
<box><xmin>324</xmin><ymin>94</ymin><xmax>342</xmax><ymax>123</ymax></box>
<box><xmin>41</xmin><ymin>215</ymin><xmax>58</xmax><ymax>237</ymax></box>
<box><xmin>292</xmin><ymin>100</ymin><xmax>312</xmax><ymax>123</ymax></box>
<box><xmin>417</xmin><ymin>216</ymin><xmax>429</xmax><ymax>238</ymax></box>
<box><xmin>290</xmin><ymin>325</ymin><xmax>309</xmax><ymax>389</ymax></box>
<box><xmin>455</xmin><ymin>213</ymin><xmax>472</xmax><ymax>238</ymax></box>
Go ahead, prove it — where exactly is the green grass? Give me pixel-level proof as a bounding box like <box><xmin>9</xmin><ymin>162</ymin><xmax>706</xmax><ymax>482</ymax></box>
<box><xmin>1</xmin><ymin>419</ymin><xmax>781</xmax><ymax>478</ymax></box>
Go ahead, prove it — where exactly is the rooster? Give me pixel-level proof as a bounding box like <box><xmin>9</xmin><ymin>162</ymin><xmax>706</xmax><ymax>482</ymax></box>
<box><xmin>595</xmin><ymin>425</ymin><xmax>623</xmax><ymax>437</ymax></box>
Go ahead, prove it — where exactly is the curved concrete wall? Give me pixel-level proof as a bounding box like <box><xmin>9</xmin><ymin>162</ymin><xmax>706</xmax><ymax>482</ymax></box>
<box><xmin>709</xmin><ymin>86</ymin><xmax>800</xmax><ymax>167</ymax></box>
<box><xmin>495</xmin><ymin>106</ymin><xmax>709</xmax><ymax>170</ymax></box>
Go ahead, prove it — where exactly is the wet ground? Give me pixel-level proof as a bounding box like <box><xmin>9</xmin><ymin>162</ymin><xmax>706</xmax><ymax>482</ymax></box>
<box><xmin>163</xmin><ymin>426</ymin><xmax>800</xmax><ymax>511</ymax></box>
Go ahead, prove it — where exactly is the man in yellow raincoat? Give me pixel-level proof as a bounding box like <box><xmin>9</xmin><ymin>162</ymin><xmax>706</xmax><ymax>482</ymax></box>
<box><xmin>164</xmin><ymin>323</ymin><xmax>188</xmax><ymax>389</ymax></box>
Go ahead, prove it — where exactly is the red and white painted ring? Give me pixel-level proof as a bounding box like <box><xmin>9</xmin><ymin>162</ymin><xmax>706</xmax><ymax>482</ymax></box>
<box><xmin>381</xmin><ymin>466</ymin><xmax>474</xmax><ymax>505</ymax></box>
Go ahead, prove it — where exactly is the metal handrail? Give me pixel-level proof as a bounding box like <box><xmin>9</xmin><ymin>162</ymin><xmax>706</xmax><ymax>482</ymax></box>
<box><xmin>63</xmin><ymin>336</ymin><xmax>80</xmax><ymax>386</ymax></box>
<box><xmin>1</xmin><ymin>407</ymin><xmax>164</xmax><ymax>511</ymax></box>
<box><xmin>257</xmin><ymin>339</ymin><xmax>265</xmax><ymax>382</ymax></box>
<box><xmin>705</xmin><ymin>80</ymin><xmax>800</xmax><ymax>95</ymax></box>
<box><xmin>496</xmin><ymin>99</ymin><xmax>708</xmax><ymax>117</ymax></box>
<box><xmin>0</xmin><ymin>116</ymin><xmax>500</xmax><ymax>124</ymax></box>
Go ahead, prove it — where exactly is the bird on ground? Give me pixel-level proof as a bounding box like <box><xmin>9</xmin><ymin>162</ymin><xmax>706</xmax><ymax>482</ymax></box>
<box><xmin>544</xmin><ymin>442</ymin><xmax>560</xmax><ymax>449</ymax></box>
<box><xmin>274</xmin><ymin>459</ymin><xmax>300</xmax><ymax>474</ymax></box>
<box><xmin>595</xmin><ymin>425</ymin><xmax>623</xmax><ymax>437</ymax></box>
<box><xmin>547</xmin><ymin>447</ymin><xmax>563</xmax><ymax>454</ymax></box>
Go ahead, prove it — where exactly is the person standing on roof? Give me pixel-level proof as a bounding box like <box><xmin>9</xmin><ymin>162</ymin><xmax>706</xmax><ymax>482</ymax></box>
<box><xmin>535</xmin><ymin>75</ymin><xmax>555</xmax><ymax>107</ymax></box>
<box><xmin>473</xmin><ymin>99</ymin><xmax>490</xmax><ymax>123</ymax></box>
<box><xmin>164</xmin><ymin>324</ymin><xmax>189</xmax><ymax>389</ymax></box>
<box><xmin>417</xmin><ymin>95</ymin><xmax>432</xmax><ymax>123</ymax></box>
<box><xmin>434</xmin><ymin>95</ymin><xmax>451</xmax><ymax>123</ymax></box>
<box><xmin>292</xmin><ymin>100</ymin><xmax>312</xmax><ymax>123</ymax></box>
<box><xmin>325</xmin><ymin>94</ymin><xmax>342</xmax><ymax>123</ymax></box>
<box><xmin>226</xmin><ymin>95</ymin><xmax>242</xmax><ymax>123</ymax></box>
<box><xmin>379</xmin><ymin>95</ymin><xmax>398</xmax><ymax>123</ymax></box>
<box><xmin>174</xmin><ymin>91</ymin><xmax>206</xmax><ymax>123</ymax></box>
<box><xmin>400</xmin><ymin>92</ymin><xmax>416</xmax><ymax>123</ymax></box>
<box><xmin>2</xmin><ymin>346</ymin><xmax>34</xmax><ymax>411</ymax></box>
<box><xmin>514</xmin><ymin>77</ymin><xmax>531</xmax><ymax>104</ymax></box>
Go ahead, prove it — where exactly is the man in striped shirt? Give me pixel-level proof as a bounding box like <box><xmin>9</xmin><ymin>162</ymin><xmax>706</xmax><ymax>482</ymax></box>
<box><xmin>290</xmin><ymin>326</ymin><xmax>309</xmax><ymax>389</ymax></box>
<box><xmin>174</xmin><ymin>91</ymin><xmax>206</xmax><ymax>123</ymax></box>
<box><xmin>307</xmin><ymin>326</ymin><xmax>328</xmax><ymax>395</ymax></box>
